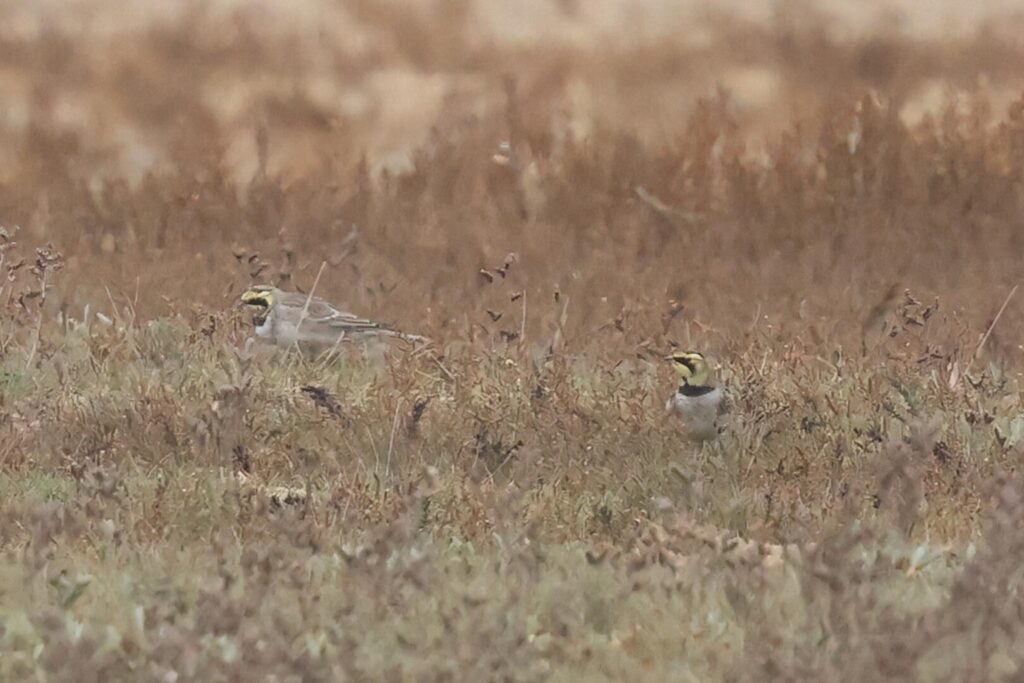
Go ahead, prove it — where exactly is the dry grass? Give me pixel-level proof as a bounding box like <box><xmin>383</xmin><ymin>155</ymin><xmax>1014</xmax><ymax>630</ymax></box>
<box><xmin>2</xmin><ymin>1</ymin><xmax>1024</xmax><ymax>680</ymax></box>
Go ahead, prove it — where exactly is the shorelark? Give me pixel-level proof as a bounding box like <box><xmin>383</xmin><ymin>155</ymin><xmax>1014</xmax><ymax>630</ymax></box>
<box><xmin>665</xmin><ymin>350</ymin><xmax>724</xmax><ymax>441</ymax></box>
<box><xmin>240</xmin><ymin>285</ymin><xmax>428</xmax><ymax>350</ymax></box>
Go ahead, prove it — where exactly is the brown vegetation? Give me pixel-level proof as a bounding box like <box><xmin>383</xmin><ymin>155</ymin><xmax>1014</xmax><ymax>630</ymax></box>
<box><xmin>2</xmin><ymin>1</ymin><xmax>1024</xmax><ymax>680</ymax></box>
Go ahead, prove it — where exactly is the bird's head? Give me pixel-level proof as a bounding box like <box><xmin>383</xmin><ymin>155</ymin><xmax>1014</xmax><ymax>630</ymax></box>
<box><xmin>665</xmin><ymin>350</ymin><xmax>710</xmax><ymax>386</ymax></box>
<box><xmin>240</xmin><ymin>285</ymin><xmax>277</xmax><ymax>309</ymax></box>
<box><xmin>240</xmin><ymin>285</ymin><xmax>277</xmax><ymax>326</ymax></box>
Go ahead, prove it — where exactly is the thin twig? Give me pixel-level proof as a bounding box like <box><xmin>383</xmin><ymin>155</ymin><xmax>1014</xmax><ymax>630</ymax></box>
<box><xmin>319</xmin><ymin>328</ymin><xmax>348</xmax><ymax>363</ymax></box>
<box><xmin>24</xmin><ymin>315</ymin><xmax>42</xmax><ymax>369</ymax></box>
<box><xmin>104</xmin><ymin>285</ymin><xmax>120</xmax><ymax>326</ymax></box>
<box><xmin>519</xmin><ymin>292</ymin><xmax>527</xmax><ymax>343</ymax></box>
<box><xmin>298</xmin><ymin>261</ymin><xmax>328</xmax><ymax>334</ymax></box>
<box><xmin>432</xmin><ymin>356</ymin><xmax>456</xmax><ymax>382</ymax></box>
<box><xmin>485</xmin><ymin>447</ymin><xmax>518</xmax><ymax>484</ymax></box>
<box><xmin>972</xmin><ymin>284</ymin><xmax>1018</xmax><ymax>365</ymax></box>
<box><xmin>24</xmin><ymin>269</ymin><xmax>50</xmax><ymax>369</ymax></box>
<box><xmin>634</xmin><ymin>185</ymin><xmax>702</xmax><ymax>223</ymax></box>
<box><xmin>385</xmin><ymin>399</ymin><xmax>402</xmax><ymax>477</ymax></box>
<box><xmin>366</xmin><ymin>425</ymin><xmax>381</xmax><ymax>475</ymax></box>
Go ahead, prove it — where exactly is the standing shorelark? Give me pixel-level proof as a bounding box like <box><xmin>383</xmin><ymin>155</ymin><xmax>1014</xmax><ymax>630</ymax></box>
<box><xmin>665</xmin><ymin>350</ymin><xmax>724</xmax><ymax>441</ymax></box>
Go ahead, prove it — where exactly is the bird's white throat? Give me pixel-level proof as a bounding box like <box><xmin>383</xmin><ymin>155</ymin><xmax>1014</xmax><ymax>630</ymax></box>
<box><xmin>254</xmin><ymin>316</ymin><xmax>273</xmax><ymax>338</ymax></box>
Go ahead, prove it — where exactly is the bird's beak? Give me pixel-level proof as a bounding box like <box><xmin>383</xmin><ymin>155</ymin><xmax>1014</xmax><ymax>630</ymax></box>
<box><xmin>663</xmin><ymin>354</ymin><xmax>675</xmax><ymax>361</ymax></box>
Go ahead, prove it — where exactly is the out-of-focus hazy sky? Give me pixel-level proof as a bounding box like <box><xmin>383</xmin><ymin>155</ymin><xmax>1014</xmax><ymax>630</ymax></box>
<box><xmin>4</xmin><ymin>0</ymin><xmax>1022</xmax><ymax>39</ymax></box>
<box><xmin>2</xmin><ymin>0</ymin><xmax>1022</xmax><ymax>180</ymax></box>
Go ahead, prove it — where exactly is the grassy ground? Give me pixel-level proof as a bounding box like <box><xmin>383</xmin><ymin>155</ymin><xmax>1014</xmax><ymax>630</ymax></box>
<box><xmin>3</xmin><ymin>1</ymin><xmax>1024</xmax><ymax>680</ymax></box>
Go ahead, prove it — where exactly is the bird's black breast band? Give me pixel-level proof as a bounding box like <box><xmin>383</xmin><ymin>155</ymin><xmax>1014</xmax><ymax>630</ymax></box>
<box><xmin>678</xmin><ymin>385</ymin><xmax>716</xmax><ymax>397</ymax></box>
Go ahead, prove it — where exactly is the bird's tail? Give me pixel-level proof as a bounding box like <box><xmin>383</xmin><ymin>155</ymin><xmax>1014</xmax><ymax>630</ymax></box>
<box><xmin>382</xmin><ymin>328</ymin><xmax>431</xmax><ymax>344</ymax></box>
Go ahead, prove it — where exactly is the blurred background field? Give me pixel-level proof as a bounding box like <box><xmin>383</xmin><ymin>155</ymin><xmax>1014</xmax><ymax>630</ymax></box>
<box><xmin>2</xmin><ymin>0</ymin><xmax>1024</xmax><ymax>680</ymax></box>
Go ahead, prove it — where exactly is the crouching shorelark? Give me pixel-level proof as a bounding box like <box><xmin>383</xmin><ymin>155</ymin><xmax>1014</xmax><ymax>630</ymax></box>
<box><xmin>665</xmin><ymin>350</ymin><xmax>725</xmax><ymax>441</ymax></box>
<box><xmin>240</xmin><ymin>285</ymin><xmax>429</xmax><ymax>351</ymax></box>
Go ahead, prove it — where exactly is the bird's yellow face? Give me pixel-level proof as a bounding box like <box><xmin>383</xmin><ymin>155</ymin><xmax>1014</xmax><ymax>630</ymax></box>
<box><xmin>666</xmin><ymin>351</ymin><xmax>709</xmax><ymax>386</ymax></box>
<box><xmin>240</xmin><ymin>286</ymin><xmax>276</xmax><ymax>325</ymax></box>
<box><xmin>240</xmin><ymin>285</ymin><xmax>276</xmax><ymax>309</ymax></box>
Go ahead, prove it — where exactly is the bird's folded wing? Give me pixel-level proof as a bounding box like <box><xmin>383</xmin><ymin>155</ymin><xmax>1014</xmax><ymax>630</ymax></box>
<box><xmin>294</xmin><ymin>297</ymin><xmax>390</xmax><ymax>331</ymax></box>
<box><xmin>325</xmin><ymin>311</ymin><xmax>387</xmax><ymax>331</ymax></box>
